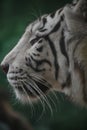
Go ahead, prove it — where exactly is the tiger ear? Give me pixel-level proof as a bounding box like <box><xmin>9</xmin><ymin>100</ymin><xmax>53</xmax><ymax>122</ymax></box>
<box><xmin>64</xmin><ymin>0</ymin><xmax>87</xmax><ymax>34</ymax></box>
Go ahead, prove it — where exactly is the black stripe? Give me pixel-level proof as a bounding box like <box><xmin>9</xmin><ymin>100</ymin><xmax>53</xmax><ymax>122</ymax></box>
<box><xmin>36</xmin><ymin>46</ymin><xmax>43</xmax><ymax>52</ymax></box>
<box><xmin>38</xmin><ymin>39</ymin><xmax>43</xmax><ymax>43</ymax></box>
<box><xmin>59</xmin><ymin>30</ymin><xmax>69</xmax><ymax>66</ymax></box>
<box><xmin>30</xmin><ymin>55</ymin><xmax>52</xmax><ymax>67</ymax></box>
<box><xmin>60</xmin><ymin>14</ymin><xmax>64</xmax><ymax>21</ymax></box>
<box><xmin>30</xmin><ymin>37</ymin><xmax>39</xmax><ymax>45</ymax></box>
<box><xmin>38</xmin><ymin>17</ymin><xmax>47</xmax><ymax>32</ymax></box>
<box><xmin>50</xmin><ymin>12</ymin><xmax>56</xmax><ymax>18</ymax></box>
<box><xmin>58</xmin><ymin>8</ymin><xmax>63</xmax><ymax>14</ymax></box>
<box><xmin>38</xmin><ymin>14</ymin><xmax>64</xmax><ymax>37</ymax></box>
<box><xmin>50</xmin><ymin>20</ymin><xmax>61</xmax><ymax>34</ymax></box>
<box><xmin>50</xmin><ymin>15</ymin><xmax>64</xmax><ymax>34</ymax></box>
<box><xmin>39</xmin><ymin>29</ymin><xmax>47</xmax><ymax>32</ymax></box>
<box><xmin>33</xmin><ymin>53</ymin><xmax>40</xmax><ymax>57</ymax></box>
<box><xmin>45</xmin><ymin>36</ymin><xmax>59</xmax><ymax>80</ymax></box>
<box><xmin>26</xmin><ymin>62</ymin><xmax>45</xmax><ymax>72</ymax></box>
<box><xmin>26</xmin><ymin>54</ymin><xmax>51</xmax><ymax>72</ymax></box>
<box><xmin>43</xmin><ymin>17</ymin><xmax>47</xmax><ymax>25</ymax></box>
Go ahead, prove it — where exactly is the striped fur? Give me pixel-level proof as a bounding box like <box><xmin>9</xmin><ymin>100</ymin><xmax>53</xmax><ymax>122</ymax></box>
<box><xmin>1</xmin><ymin>0</ymin><xmax>87</xmax><ymax>107</ymax></box>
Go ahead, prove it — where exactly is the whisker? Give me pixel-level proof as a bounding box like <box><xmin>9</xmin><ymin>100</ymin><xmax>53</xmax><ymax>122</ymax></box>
<box><xmin>28</xmin><ymin>78</ymin><xmax>53</xmax><ymax>116</ymax></box>
<box><xmin>14</xmin><ymin>73</ymin><xmax>53</xmax><ymax>116</ymax></box>
<box><xmin>47</xmin><ymin>94</ymin><xmax>57</xmax><ymax>113</ymax></box>
<box><xmin>22</xmin><ymin>81</ymin><xmax>39</xmax><ymax>117</ymax></box>
<box><xmin>36</xmin><ymin>99</ymin><xmax>46</xmax><ymax>122</ymax></box>
<box><xmin>21</xmin><ymin>82</ymin><xmax>35</xmax><ymax>117</ymax></box>
<box><xmin>29</xmin><ymin>73</ymin><xmax>51</xmax><ymax>88</ymax></box>
<box><xmin>57</xmin><ymin>91</ymin><xmax>65</xmax><ymax>102</ymax></box>
<box><xmin>21</xmin><ymin>83</ymin><xmax>30</xmax><ymax>103</ymax></box>
<box><xmin>51</xmin><ymin>90</ymin><xmax>59</xmax><ymax>102</ymax></box>
<box><xmin>23</xmin><ymin>81</ymin><xmax>37</xmax><ymax>96</ymax></box>
<box><xmin>23</xmin><ymin>80</ymin><xmax>46</xmax><ymax>120</ymax></box>
<box><xmin>23</xmin><ymin>80</ymin><xmax>45</xmax><ymax>102</ymax></box>
<box><xmin>51</xmin><ymin>91</ymin><xmax>61</xmax><ymax>112</ymax></box>
<box><xmin>7</xmin><ymin>84</ymin><xmax>18</xmax><ymax>106</ymax></box>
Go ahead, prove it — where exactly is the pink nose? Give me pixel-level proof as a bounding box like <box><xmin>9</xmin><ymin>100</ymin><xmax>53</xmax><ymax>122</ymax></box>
<box><xmin>0</xmin><ymin>63</ymin><xmax>9</xmax><ymax>74</ymax></box>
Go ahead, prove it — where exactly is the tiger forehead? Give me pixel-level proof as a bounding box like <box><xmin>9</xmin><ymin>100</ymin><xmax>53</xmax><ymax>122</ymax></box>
<box><xmin>26</xmin><ymin>20</ymin><xmax>40</xmax><ymax>35</ymax></box>
<box><xmin>25</xmin><ymin>13</ymin><xmax>55</xmax><ymax>33</ymax></box>
<box><xmin>26</xmin><ymin>15</ymin><xmax>46</xmax><ymax>29</ymax></box>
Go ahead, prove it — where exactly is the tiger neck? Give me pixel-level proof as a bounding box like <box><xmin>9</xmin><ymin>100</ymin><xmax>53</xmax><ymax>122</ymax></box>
<box><xmin>52</xmin><ymin>29</ymin><xmax>87</xmax><ymax>106</ymax></box>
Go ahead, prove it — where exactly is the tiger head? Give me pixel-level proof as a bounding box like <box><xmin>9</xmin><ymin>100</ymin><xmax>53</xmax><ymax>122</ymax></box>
<box><xmin>1</xmin><ymin>0</ymin><xmax>87</xmax><ymax>105</ymax></box>
<box><xmin>1</xmin><ymin>16</ymin><xmax>60</xmax><ymax>103</ymax></box>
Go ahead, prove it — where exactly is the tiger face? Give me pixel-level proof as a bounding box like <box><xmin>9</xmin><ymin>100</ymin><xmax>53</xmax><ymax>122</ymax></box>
<box><xmin>1</xmin><ymin>0</ymin><xmax>87</xmax><ymax>105</ymax></box>
<box><xmin>1</xmin><ymin>16</ymin><xmax>62</xmax><ymax>103</ymax></box>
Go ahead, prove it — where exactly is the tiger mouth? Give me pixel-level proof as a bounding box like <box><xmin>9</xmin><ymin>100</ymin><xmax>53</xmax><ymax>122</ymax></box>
<box><xmin>15</xmin><ymin>85</ymin><xmax>35</xmax><ymax>98</ymax></box>
<box><xmin>7</xmin><ymin>73</ymin><xmax>51</xmax><ymax>99</ymax></box>
<box><xmin>15</xmin><ymin>81</ymin><xmax>50</xmax><ymax>98</ymax></box>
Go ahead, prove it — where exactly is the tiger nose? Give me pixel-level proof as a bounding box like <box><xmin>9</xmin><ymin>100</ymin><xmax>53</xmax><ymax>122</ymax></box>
<box><xmin>0</xmin><ymin>63</ymin><xmax>9</xmax><ymax>74</ymax></box>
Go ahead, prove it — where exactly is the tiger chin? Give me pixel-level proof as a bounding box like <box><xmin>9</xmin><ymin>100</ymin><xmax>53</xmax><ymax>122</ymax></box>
<box><xmin>1</xmin><ymin>0</ymin><xmax>87</xmax><ymax>107</ymax></box>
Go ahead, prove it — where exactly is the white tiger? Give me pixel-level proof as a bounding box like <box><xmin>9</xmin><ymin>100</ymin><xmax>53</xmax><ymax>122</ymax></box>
<box><xmin>1</xmin><ymin>0</ymin><xmax>87</xmax><ymax>107</ymax></box>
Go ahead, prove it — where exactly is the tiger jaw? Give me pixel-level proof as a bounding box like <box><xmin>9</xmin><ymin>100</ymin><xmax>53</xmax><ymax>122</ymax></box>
<box><xmin>7</xmin><ymin>70</ymin><xmax>52</xmax><ymax>101</ymax></box>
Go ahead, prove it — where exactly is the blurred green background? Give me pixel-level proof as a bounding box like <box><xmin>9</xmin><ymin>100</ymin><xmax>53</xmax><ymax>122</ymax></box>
<box><xmin>0</xmin><ymin>0</ymin><xmax>87</xmax><ymax>130</ymax></box>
